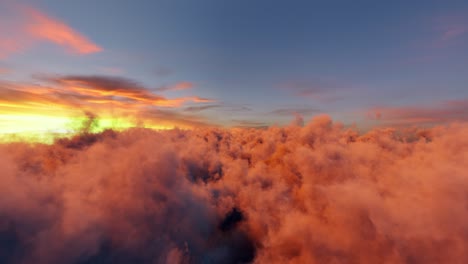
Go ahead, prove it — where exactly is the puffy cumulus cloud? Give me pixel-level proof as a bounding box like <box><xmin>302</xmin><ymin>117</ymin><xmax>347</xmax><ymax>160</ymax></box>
<box><xmin>0</xmin><ymin>115</ymin><xmax>467</xmax><ymax>263</ymax></box>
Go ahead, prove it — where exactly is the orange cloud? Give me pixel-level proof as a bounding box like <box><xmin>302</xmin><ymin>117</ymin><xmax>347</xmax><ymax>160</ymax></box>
<box><xmin>155</xmin><ymin>81</ymin><xmax>194</xmax><ymax>92</ymax></box>
<box><xmin>0</xmin><ymin>4</ymin><xmax>101</xmax><ymax>58</ymax></box>
<box><xmin>170</xmin><ymin>81</ymin><xmax>193</xmax><ymax>91</ymax></box>
<box><xmin>23</xmin><ymin>6</ymin><xmax>101</xmax><ymax>54</ymax></box>
<box><xmin>0</xmin><ymin>75</ymin><xmax>216</xmax><ymax>130</ymax></box>
<box><xmin>42</xmin><ymin>75</ymin><xmax>211</xmax><ymax>107</ymax></box>
<box><xmin>1</xmin><ymin>115</ymin><xmax>466</xmax><ymax>262</ymax></box>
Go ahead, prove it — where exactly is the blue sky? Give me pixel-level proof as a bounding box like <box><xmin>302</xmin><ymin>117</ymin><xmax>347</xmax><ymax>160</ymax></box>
<box><xmin>1</xmin><ymin>0</ymin><xmax>468</xmax><ymax>129</ymax></box>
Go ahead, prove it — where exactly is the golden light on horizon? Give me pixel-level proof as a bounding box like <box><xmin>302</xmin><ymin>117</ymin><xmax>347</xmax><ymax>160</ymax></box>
<box><xmin>0</xmin><ymin>113</ymin><xmax>181</xmax><ymax>143</ymax></box>
<box><xmin>0</xmin><ymin>76</ymin><xmax>213</xmax><ymax>143</ymax></box>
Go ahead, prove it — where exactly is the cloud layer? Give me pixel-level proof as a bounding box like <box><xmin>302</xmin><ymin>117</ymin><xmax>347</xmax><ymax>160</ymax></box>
<box><xmin>1</xmin><ymin>115</ymin><xmax>467</xmax><ymax>263</ymax></box>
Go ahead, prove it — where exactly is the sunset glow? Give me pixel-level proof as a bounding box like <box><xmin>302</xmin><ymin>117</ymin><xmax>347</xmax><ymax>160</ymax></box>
<box><xmin>0</xmin><ymin>114</ymin><xmax>177</xmax><ymax>143</ymax></box>
<box><xmin>1</xmin><ymin>1</ymin><xmax>467</xmax><ymax>263</ymax></box>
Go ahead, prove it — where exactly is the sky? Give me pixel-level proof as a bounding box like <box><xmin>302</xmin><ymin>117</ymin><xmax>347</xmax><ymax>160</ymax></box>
<box><xmin>1</xmin><ymin>0</ymin><xmax>468</xmax><ymax>134</ymax></box>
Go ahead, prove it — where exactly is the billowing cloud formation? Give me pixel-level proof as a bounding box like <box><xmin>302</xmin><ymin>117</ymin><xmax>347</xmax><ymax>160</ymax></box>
<box><xmin>1</xmin><ymin>115</ymin><xmax>467</xmax><ymax>263</ymax></box>
<box><xmin>0</xmin><ymin>4</ymin><xmax>101</xmax><ymax>58</ymax></box>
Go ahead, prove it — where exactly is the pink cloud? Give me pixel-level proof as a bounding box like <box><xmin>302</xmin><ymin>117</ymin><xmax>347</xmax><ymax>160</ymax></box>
<box><xmin>23</xmin><ymin>6</ymin><xmax>101</xmax><ymax>54</ymax></box>
<box><xmin>0</xmin><ymin>67</ymin><xmax>11</xmax><ymax>75</ymax></box>
<box><xmin>279</xmin><ymin>79</ymin><xmax>344</xmax><ymax>103</ymax></box>
<box><xmin>0</xmin><ymin>39</ymin><xmax>22</xmax><ymax>58</ymax></box>
<box><xmin>368</xmin><ymin>99</ymin><xmax>468</xmax><ymax>126</ymax></box>
<box><xmin>98</xmin><ymin>67</ymin><xmax>125</xmax><ymax>75</ymax></box>
<box><xmin>0</xmin><ymin>4</ymin><xmax>102</xmax><ymax>58</ymax></box>
<box><xmin>155</xmin><ymin>81</ymin><xmax>194</xmax><ymax>92</ymax></box>
<box><xmin>441</xmin><ymin>25</ymin><xmax>468</xmax><ymax>41</ymax></box>
<box><xmin>170</xmin><ymin>81</ymin><xmax>193</xmax><ymax>91</ymax></box>
<box><xmin>431</xmin><ymin>14</ymin><xmax>468</xmax><ymax>48</ymax></box>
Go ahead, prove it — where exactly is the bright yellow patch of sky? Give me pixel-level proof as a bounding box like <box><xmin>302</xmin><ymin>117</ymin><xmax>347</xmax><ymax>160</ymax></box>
<box><xmin>0</xmin><ymin>113</ymin><xmax>175</xmax><ymax>144</ymax></box>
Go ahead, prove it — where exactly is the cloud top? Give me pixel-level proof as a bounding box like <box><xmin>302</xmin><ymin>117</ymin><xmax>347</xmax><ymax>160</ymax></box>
<box><xmin>0</xmin><ymin>115</ymin><xmax>467</xmax><ymax>263</ymax></box>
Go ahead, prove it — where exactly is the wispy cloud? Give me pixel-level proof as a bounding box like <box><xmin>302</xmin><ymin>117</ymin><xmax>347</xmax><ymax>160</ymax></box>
<box><xmin>0</xmin><ymin>68</ymin><xmax>10</xmax><ymax>75</ymax></box>
<box><xmin>155</xmin><ymin>81</ymin><xmax>194</xmax><ymax>92</ymax></box>
<box><xmin>0</xmin><ymin>37</ymin><xmax>24</xmax><ymax>59</ymax></box>
<box><xmin>269</xmin><ymin>107</ymin><xmax>320</xmax><ymax>116</ymax></box>
<box><xmin>40</xmin><ymin>75</ymin><xmax>211</xmax><ymax>107</ymax></box>
<box><xmin>183</xmin><ymin>104</ymin><xmax>223</xmax><ymax>112</ymax></box>
<box><xmin>280</xmin><ymin>78</ymin><xmax>344</xmax><ymax>102</ymax></box>
<box><xmin>183</xmin><ymin>103</ymin><xmax>251</xmax><ymax>113</ymax></box>
<box><xmin>440</xmin><ymin>25</ymin><xmax>468</xmax><ymax>41</ymax></box>
<box><xmin>434</xmin><ymin>25</ymin><xmax>468</xmax><ymax>48</ymax></box>
<box><xmin>23</xmin><ymin>6</ymin><xmax>101</xmax><ymax>54</ymax></box>
<box><xmin>0</xmin><ymin>74</ymin><xmax>216</xmax><ymax>128</ymax></box>
<box><xmin>140</xmin><ymin>108</ymin><xmax>212</xmax><ymax>128</ymax></box>
<box><xmin>282</xmin><ymin>79</ymin><xmax>331</xmax><ymax>96</ymax></box>
<box><xmin>98</xmin><ymin>67</ymin><xmax>124</xmax><ymax>75</ymax></box>
<box><xmin>368</xmin><ymin>99</ymin><xmax>468</xmax><ymax>126</ymax></box>
<box><xmin>0</xmin><ymin>4</ymin><xmax>101</xmax><ymax>58</ymax></box>
<box><xmin>231</xmin><ymin>119</ymin><xmax>269</xmax><ymax>128</ymax></box>
<box><xmin>154</xmin><ymin>67</ymin><xmax>173</xmax><ymax>77</ymax></box>
<box><xmin>431</xmin><ymin>13</ymin><xmax>468</xmax><ymax>48</ymax></box>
